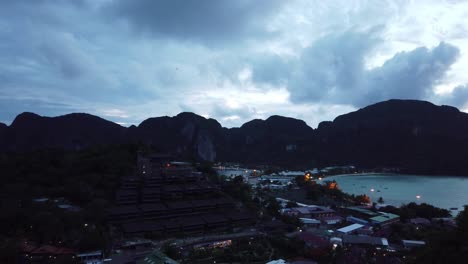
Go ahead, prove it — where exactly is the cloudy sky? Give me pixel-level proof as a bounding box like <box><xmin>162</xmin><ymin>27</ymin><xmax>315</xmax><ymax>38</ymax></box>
<box><xmin>1</xmin><ymin>0</ymin><xmax>468</xmax><ymax>127</ymax></box>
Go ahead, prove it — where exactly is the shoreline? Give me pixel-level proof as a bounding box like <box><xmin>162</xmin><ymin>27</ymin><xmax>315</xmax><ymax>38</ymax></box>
<box><xmin>322</xmin><ymin>173</ymin><xmax>465</xmax><ymax>214</ymax></box>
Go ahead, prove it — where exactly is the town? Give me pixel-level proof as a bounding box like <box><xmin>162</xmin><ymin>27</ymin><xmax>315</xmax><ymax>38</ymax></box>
<box><xmin>8</xmin><ymin>150</ymin><xmax>463</xmax><ymax>264</ymax></box>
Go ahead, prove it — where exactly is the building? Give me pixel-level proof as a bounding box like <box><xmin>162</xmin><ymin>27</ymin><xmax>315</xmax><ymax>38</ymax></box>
<box><xmin>342</xmin><ymin>235</ymin><xmax>389</xmax><ymax>248</ymax></box>
<box><xmin>402</xmin><ymin>240</ymin><xmax>426</xmax><ymax>249</ymax></box>
<box><xmin>108</xmin><ymin>153</ymin><xmax>254</xmax><ymax>237</ymax></box>
<box><xmin>77</xmin><ymin>251</ymin><xmax>103</xmax><ymax>264</ymax></box>
<box><xmin>21</xmin><ymin>245</ymin><xmax>76</xmax><ymax>264</ymax></box>
<box><xmin>298</xmin><ymin>232</ymin><xmax>332</xmax><ymax>258</ymax></box>
<box><xmin>336</xmin><ymin>224</ymin><xmax>364</xmax><ymax>235</ymax></box>
<box><xmin>320</xmin><ymin>216</ymin><xmax>343</xmax><ymax>225</ymax></box>
<box><xmin>300</xmin><ymin>218</ymin><xmax>321</xmax><ymax>227</ymax></box>
<box><xmin>369</xmin><ymin>213</ymin><xmax>400</xmax><ymax>227</ymax></box>
<box><xmin>346</xmin><ymin>216</ymin><xmax>368</xmax><ymax>225</ymax></box>
<box><xmin>137</xmin><ymin>250</ymin><xmax>179</xmax><ymax>264</ymax></box>
<box><xmin>282</xmin><ymin>206</ymin><xmax>336</xmax><ymax>220</ymax></box>
<box><xmin>343</xmin><ymin>207</ymin><xmax>399</xmax><ymax>227</ymax></box>
<box><xmin>409</xmin><ymin>218</ymin><xmax>431</xmax><ymax>226</ymax></box>
<box><xmin>343</xmin><ymin>206</ymin><xmax>380</xmax><ymax>220</ymax></box>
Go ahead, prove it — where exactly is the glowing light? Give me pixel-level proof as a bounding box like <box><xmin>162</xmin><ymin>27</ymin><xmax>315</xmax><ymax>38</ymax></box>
<box><xmin>416</xmin><ymin>195</ymin><xmax>421</xmax><ymax>199</ymax></box>
<box><xmin>370</xmin><ymin>188</ymin><xmax>375</xmax><ymax>192</ymax></box>
<box><xmin>318</xmin><ymin>177</ymin><xmax>322</xmax><ymax>180</ymax></box>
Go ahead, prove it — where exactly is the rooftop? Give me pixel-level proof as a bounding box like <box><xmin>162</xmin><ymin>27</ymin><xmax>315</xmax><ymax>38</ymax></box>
<box><xmin>342</xmin><ymin>235</ymin><xmax>389</xmax><ymax>247</ymax></box>
<box><xmin>370</xmin><ymin>212</ymin><xmax>400</xmax><ymax>223</ymax></box>
<box><xmin>337</xmin><ymin>224</ymin><xmax>364</xmax><ymax>233</ymax></box>
<box><xmin>347</xmin><ymin>206</ymin><xmax>380</xmax><ymax>217</ymax></box>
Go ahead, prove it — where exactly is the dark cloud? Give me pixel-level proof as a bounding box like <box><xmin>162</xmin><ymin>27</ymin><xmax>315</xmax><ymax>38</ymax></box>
<box><xmin>439</xmin><ymin>84</ymin><xmax>468</xmax><ymax>108</ymax></box>
<box><xmin>252</xmin><ymin>30</ymin><xmax>460</xmax><ymax>107</ymax></box>
<box><xmin>211</xmin><ymin>103</ymin><xmax>257</xmax><ymax>120</ymax></box>
<box><xmin>361</xmin><ymin>42</ymin><xmax>460</xmax><ymax>106</ymax></box>
<box><xmin>105</xmin><ymin>0</ymin><xmax>283</xmax><ymax>45</ymax></box>
<box><xmin>0</xmin><ymin>97</ymin><xmax>80</xmax><ymax>125</ymax></box>
<box><xmin>287</xmin><ymin>30</ymin><xmax>381</xmax><ymax>103</ymax></box>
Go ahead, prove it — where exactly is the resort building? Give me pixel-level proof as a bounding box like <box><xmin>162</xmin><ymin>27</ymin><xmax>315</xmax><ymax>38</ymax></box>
<box><xmin>108</xmin><ymin>153</ymin><xmax>254</xmax><ymax>236</ymax></box>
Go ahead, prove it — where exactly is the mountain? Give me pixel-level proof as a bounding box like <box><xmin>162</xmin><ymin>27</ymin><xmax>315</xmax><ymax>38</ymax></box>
<box><xmin>129</xmin><ymin>112</ymin><xmax>226</xmax><ymax>161</ymax></box>
<box><xmin>4</xmin><ymin>112</ymin><xmax>125</xmax><ymax>151</ymax></box>
<box><xmin>224</xmin><ymin>115</ymin><xmax>315</xmax><ymax>165</ymax></box>
<box><xmin>315</xmin><ymin>100</ymin><xmax>468</xmax><ymax>174</ymax></box>
<box><xmin>2</xmin><ymin>99</ymin><xmax>468</xmax><ymax>174</ymax></box>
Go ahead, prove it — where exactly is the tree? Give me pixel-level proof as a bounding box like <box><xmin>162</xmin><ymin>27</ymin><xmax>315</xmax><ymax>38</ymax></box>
<box><xmin>355</xmin><ymin>194</ymin><xmax>370</xmax><ymax>204</ymax></box>
<box><xmin>266</xmin><ymin>197</ymin><xmax>282</xmax><ymax>216</ymax></box>
<box><xmin>378</xmin><ymin>197</ymin><xmax>384</xmax><ymax>204</ymax></box>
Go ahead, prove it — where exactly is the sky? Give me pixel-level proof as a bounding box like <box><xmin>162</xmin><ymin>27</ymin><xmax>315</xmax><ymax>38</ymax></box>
<box><xmin>1</xmin><ymin>0</ymin><xmax>468</xmax><ymax>128</ymax></box>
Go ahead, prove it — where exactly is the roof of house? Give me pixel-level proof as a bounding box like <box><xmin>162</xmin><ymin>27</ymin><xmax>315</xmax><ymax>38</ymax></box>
<box><xmin>300</xmin><ymin>218</ymin><xmax>321</xmax><ymax>224</ymax></box>
<box><xmin>139</xmin><ymin>203</ymin><xmax>167</xmax><ymax>212</ymax></box>
<box><xmin>402</xmin><ymin>240</ymin><xmax>426</xmax><ymax>246</ymax></box>
<box><xmin>181</xmin><ymin>216</ymin><xmax>205</xmax><ymax>226</ymax></box>
<box><xmin>225</xmin><ymin>211</ymin><xmax>255</xmax><ymax>221</ymax></box>
<box><xmin>116</xmin><ymin>189</ymin><xmax>139</xmax><ymax>196</ymax></box>
<box><xmin>298</xmin><ymin>232</ymin><xmax>330</xmax><ymax>248</ymax></box>
<box><xmin>409</xmin><ymin>218</ymin><xmax>431</xmax><ymax>225</ymax></box>
<box><xmin>141</xmin><ymin>188</ymin><xmax>161</xmax><ymax>194</ymax></box>
<box><xmin>31</xmin><ymin>245</ymin><xmax>76</xmax><ymax>255</ymax></box>
<box><xmin>202</xmin><ymin>214</ymin><xmax>228</xmax><ymax>224</ymax></box>
<box><xmin>191</xmin><ymin>199</ymin><xmax>217</xmax><ymax>207</ymax></box>
<box><xmin>122</xmin><ymin>221</ymin><xmax>163</xmax><ymax>233</ymax></box>
<box><xmin>342</xmin><ymin>235</ymin><xmax>389</xmax><ymax>246</ymax></box>
<box><xmin>370</xmin><ymin>213</ymin><xmax>399</xmax><ymax>223</ymax></box>
<box><xmin>347</xmin><ymin>207</ymin><xmax>380</xmax><ymax>217</ymax></box>
<box><xmin>164</xmin><ymin>201</ymin><xmax>193</xmax><ymax>209</ymax></box>
<box><xmin>137</xmin><ymin>250</ymin><xmax>179</xmax><ymax>264</ymax></box>
<box><xmin>337</xmin><ymin>224</ymin><xmax>364</xmax><ymax>233</ymax></box>
<box><xmin>109</xmin><ymin>205</ymin><xmax>140</xmax><ymax>215</ymax></box>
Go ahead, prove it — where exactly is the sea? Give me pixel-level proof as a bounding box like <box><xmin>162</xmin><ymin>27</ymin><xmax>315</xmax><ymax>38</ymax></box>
<box><xmin>325</xmin><ymin>173</ymin><xmax>468</xmax><ymax>214</ymax></box>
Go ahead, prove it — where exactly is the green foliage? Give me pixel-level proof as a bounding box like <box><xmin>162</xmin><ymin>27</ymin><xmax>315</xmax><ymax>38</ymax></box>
<box><xmin>286</xmin><ymin>201</ymin><xmax>298</xmax><ymax>208</ymax></box>
<box><xmin>380</xmin><ymin>202</ymin><xmax>450</xmax><ymax>221</ymax></box>
<box><xmin>411</xmin><ymin>206</ymin><xmax>468</xmax><ymax>263</ymax></box>
<box><xmin>265</xmin><ymin>197</ymin><xmax>282</xmax><ymax>217</ymax></box>
<box><xmin>0</xmin><ymin>144</ymin><xmax>139</xmax><ymax>253</ymax></box>
<box><xmin>378</xmin><ymin>197</ymin><xmax>384</xmax><ymax>204</ymax></box>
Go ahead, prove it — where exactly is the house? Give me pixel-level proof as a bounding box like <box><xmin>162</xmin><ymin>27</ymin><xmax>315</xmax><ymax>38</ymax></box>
<box><xmin>282</xmin><ymin>206</ymin><xmax>336</xmax><ymax>219</ymax></box>
<box><xmin>137</xmin><ymin>250</ymin><xmax>179</xmax><ymax>264</ymax></box>
<box><xmin>141</xmin><ymin>188</ymin><xmax>161</xmax><ymax>203</ymax></box>
<box><xmin>402</xmin><ymin>240</ymin><xmax>426</xmax><ymax>249</ymax></box>
<box><xmin>300</xmin><ymin>218</ymin><xmax>321</xmax><ymax>227</ymax></box>
<box><xmin>320</xmin><ymin>216</ymin><xmax>343</xmax><ymax>225</ymax></box>
<box><xmin>225</xmin><ymin>211</ymin><xmax>255</xmax><ymax>227</ymax></box>
<box><xmin>342</xmin><ymin>235</ymin><xmax>389</xmax><ymax>248</ymax></box>
<box><xmin>409</xmin><ymin>218</ymin><xmax>431</xmax><ymax>226</ymax></box>
<box><xmin>77</xmin><ymin>251</ymin><xmax>103</xmax><ymax>264</ymax></box>
<box><xmin>346</xmin><ymin>216</ymin><xmax>368</xmax><ymax>225</ymax></box>
<box><xmin>26</xmin><ymin>245</ymin><xmax>76</xmax><ymax>263</ymax></box>
<box><xmin>336</xmin><ymin>224</ymin><xmax>364</xmax><ymax>235</ymax></box>
<box><xmin>140</xmin><ymin>203</ymin><xmax>167</xmax><ymax>220</ymax></box>
<box><xmin>116</xmin><ymin>189</ymin><xmax>139</xmax><ymax>205</ymax></box>
<box><xmin>344</xmin><ymin>206</ymin><xmax>380</xmax><ymax>220</ymax></box>
<box><xmin>202</xmin><ymin>214</ymin><xmax>229</xmax><ymax>231</ymax></box>
<box><xmin>181</xmin><ymin>216</ymin><xmax>205</xmax><ymax>234</ymax></box>
<box><xmin>121</xmin><ymin>221</ymin><xmax>163</xmax><ymax>235</ymax></box>
<box><xmin>108</xmin><ymin>205</ymin><xmax>140</xmax><ymax>223</ymax></box>
<box><xmin>298</xmin><ymin>232</ymin><xmax>332</xmax><ymax>257</ymax></box>
<box><xmin>369</xmin><ymin>213</ymin><xmax>399</xmax><ymax>227</ymax></box>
